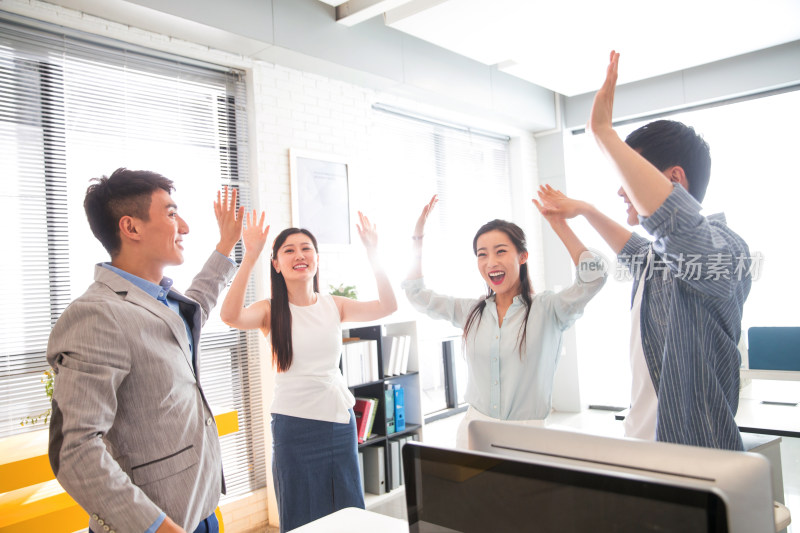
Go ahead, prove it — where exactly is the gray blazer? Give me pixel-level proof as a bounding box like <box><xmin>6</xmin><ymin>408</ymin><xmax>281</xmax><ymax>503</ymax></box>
<box><xmin>48</xmin><ymin>252</ymin><xmax>236</xmax><ymax>532</ymax></box>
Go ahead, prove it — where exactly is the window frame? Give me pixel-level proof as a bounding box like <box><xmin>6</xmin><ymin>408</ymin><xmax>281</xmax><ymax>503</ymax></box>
<box><xmin>0</xmin><ymin>16</ymin><xmax>266</xmax><ymax>498</ymax></box>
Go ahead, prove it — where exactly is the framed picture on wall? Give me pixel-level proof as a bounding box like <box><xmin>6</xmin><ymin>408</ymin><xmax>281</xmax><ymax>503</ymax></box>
<box><xmin>289</xmin><ymin>149</ymin><xmax>353</xmax><ymax>247</ymax></box>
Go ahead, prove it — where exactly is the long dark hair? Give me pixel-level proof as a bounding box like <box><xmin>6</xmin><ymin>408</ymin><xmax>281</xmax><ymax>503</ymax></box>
<box><xmin>270</xmin><ymin>228</ymin><xmax>320</xmax><ymax>372</ymax></box>
<box><xmin>462</xmin><ymin>219</ymin><xmax>534</xmax><ymax>355</ymax></box>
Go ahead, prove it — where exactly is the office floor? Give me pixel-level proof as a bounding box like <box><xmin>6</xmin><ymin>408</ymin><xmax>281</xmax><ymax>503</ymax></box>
<box><xmin>370</xmin><ymin>409</ymin><xmax>799</xmax><ymax>532</ymax></box>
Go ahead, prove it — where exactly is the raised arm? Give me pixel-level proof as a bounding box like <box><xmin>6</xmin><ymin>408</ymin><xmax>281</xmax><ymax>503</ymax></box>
<box><xmin>532</xmin><ymin>192</ymin><xmax>588</xmax><ymax>266</ymax></box>
<box><xmin>535</xmin><ymin>184</ymin><xmax>632</xmax><ymax>255</ymax></box>
<box><xmin>183</xmin><ymin>187</ymin><xmax>243</xmax><ymax>323</ymax></box>
<box><xmin>219</xmin><ymin>208</ymin><xmax>271</xmax><ymax>331</ymax></box>
<box><xmin>214</xmin><ymin>186</ymin><xmax>245</xmax><ymax>257</ymax></box>
<box><xmin>406</xmin><ymin>195</ymin><xmax>437</xmax><ymax>280</ymax></box>
<box><xmin>587</xmin><ymin>51</ymin><xmax>674</xmax><ymax>216</ymax></box>
<box><xmin>534</xmin><ymin>185</ymin><xmax>608</xmax><ymax>328</ymax></box>
<box><xmin>335</xmin><ymin>211</ymin><xmax>398</xmax><ymax>323</ymax></box>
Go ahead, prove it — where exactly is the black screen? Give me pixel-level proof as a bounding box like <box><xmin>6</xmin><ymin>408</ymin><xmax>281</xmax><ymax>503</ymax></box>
<box><xmin>403</xmin><ymin>443</ymin><xmax>728</xmax><ymax>533</ymax></box>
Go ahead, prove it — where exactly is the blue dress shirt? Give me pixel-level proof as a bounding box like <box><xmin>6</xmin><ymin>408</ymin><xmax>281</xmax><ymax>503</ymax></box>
<box><xmin>101</xmin><ymin>263</ymin><xmax>194</xmax><ymax>357</ymax></box>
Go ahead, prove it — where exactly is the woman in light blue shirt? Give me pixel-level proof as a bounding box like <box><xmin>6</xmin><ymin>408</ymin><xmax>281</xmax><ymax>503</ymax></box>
<box><xmin>402</xmin><ymin>193</ymin><xmax>607</xmax><ymax>446</ymax></box>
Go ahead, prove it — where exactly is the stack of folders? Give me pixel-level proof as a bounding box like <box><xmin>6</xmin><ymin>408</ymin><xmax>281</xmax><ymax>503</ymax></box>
<box><xmin>388</xmin><ymin>434</ymin><xmax>418</xmax><ymax>490</ymax></box>
<box><xmin>357</xmin><ymin>449</ymin><xmax>365</xmax><ymax>493</ymax></box>
<box><xmin>353</xmin><ymin>397</ymin><xmax>379</xmax><ymax>444</ymax></box>
<box><xmin>361</xmin><ymin>434</ymin><xmax>420</xmax><ymax>495</ymax></box>
<box><xmin>361</xmin><ymin>446</ymin><xmax>385</xmax><ymax>495</ymax></box>
<box><xmin>341</xmin><ymin>338</ymin><xmax>379</xmax><ymax>386</ymax></box>
<box><xmin>380</xmin><ymin>334</ymin><xmax>412</xmax><ymax>377</ymax></box>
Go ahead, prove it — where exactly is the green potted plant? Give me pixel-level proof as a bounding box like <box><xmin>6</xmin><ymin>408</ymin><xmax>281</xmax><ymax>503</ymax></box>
<box><xmin>329</xmin><ymin>283</ymin><xmax>358</xmax><ymax>299</ymax></box>
<box><xmin>20</xmin><ymin>368</ymin><xmax>54</xmax><ymax>426</ymax></box>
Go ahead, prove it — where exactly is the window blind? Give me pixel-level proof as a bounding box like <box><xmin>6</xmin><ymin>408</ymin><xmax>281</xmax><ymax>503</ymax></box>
<box><xmin>368</xmin><ymin>104</ymin><xmax>512</xmax><ymax>418</ymax></box>
<box><xmin>368</xmin><ymin>103</ymin><xmax>513</xmax><ymax>298</ymax></box>
<box><xmin>0</xmin><ymin>16</ymin><xmax>265</xmax><ymax>498</ymax></box>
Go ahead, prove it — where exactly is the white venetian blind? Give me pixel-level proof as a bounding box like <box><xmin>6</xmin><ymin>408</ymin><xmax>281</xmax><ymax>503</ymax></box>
<box><xmin>0</xmin><ymin>16</ymin><xmax>265</xmax><ymax>498</ymax></box>
<box><xmin>368</xmin><ymin>103</ymin><xmax>513</xmax><ymax>298</ymax></box>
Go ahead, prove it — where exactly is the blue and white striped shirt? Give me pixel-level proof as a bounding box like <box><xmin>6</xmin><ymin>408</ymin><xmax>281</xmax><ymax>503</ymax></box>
<box><xmin>619</xmin><ymin>184</ymin><xmax>752</xmax><ymax>451</ymax></box>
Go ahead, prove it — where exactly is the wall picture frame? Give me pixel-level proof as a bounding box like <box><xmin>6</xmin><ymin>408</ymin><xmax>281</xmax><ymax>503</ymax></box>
<box><xmin>289</xmin><ymin>149</ymin><xmax>353</xmax><ymax>248</ymax></box>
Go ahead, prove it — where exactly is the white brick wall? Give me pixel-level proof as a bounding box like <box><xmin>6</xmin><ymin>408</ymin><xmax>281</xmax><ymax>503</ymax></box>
<box><xmin>250</xmin><ymin>61</ymin><xmax>381</xmax><ymax>292</ymax></box>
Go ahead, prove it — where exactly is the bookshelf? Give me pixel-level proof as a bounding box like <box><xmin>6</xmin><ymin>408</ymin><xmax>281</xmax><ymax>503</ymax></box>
<box><xmin>343</xmin><ymin>320</ymin><xmax>424</xmax><ymax>508</ymax></box>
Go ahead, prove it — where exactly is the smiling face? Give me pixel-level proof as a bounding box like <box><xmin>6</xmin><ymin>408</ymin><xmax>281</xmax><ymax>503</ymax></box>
<box><xmin>272</xmin><ymin>232</ymin><xmax>319</xmax><ymax>284</ymax></box>
<box><xmin>618</xmin><ymin>186</ymin><xmax>640</xmax><ymax>226</ymax></box>
<box><xmin>475</xmin><ymin>229</ymin><xmax>528</xmax><ymax>297</ymax></box>
<box><xmin>137</xmin><ymin>188</ymin><xmax>189</xmax><ymax>267</ymax></box>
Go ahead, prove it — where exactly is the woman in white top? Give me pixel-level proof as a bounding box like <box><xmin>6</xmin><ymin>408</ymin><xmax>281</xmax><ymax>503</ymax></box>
<box><xmin>402</xmin><ymin>194</ymin><xmax>607</xmax><ymax>447</ymax></box>
<box><xmin>220</xmin><ymin>210</ymin><xmax>397</xmax><ymax>532</ymax></box>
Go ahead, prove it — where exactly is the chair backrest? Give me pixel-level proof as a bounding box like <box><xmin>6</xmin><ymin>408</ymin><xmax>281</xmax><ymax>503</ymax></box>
<box><xmin>748</xmin><ymin>327</ymin><xmax>800</xmax><ymax>371</ymax></box>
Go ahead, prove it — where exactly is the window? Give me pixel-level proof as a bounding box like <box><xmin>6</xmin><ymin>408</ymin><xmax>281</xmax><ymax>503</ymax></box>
<box><xmin>0</xmin><ymin>18</ymin><xmax>265</xmax><ymax>498</ymax></box>
<box><xmin>565</xmin><ymin>87</ymin><xmax>800</xmax><ymax>408</ymax></box>
<box><xmin>367</xmin><ymin>104</ymin><xmax>512</xmax><ymax>417</ymax></box>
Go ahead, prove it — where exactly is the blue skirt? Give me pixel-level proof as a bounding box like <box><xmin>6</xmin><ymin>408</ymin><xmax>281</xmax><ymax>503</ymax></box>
<box><xmin>271</xmin><ymin>408</ymin><xmax>365</xmax><ymax>532</ymax></box>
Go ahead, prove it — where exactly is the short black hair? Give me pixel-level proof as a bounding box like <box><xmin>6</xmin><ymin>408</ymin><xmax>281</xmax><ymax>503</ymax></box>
<box><xmin>625</xmin><ymin>120</ymin><xmax>711</xmax><ymax>202</ymax></box>
<box><xmin>84</xmin><ymin>168</ymin><xmax>174</xmax><ymax>256</ymax></box>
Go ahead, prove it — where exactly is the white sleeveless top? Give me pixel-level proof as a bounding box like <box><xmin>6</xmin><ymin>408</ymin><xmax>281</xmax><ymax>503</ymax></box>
<box><xmin>270</xmin><ymin>293</ymin><xmax>355</xmax><ymax>423</ymax></box>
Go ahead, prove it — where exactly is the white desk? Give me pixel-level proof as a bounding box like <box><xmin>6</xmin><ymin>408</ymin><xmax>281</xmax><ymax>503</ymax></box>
<box><xmin>736</xmin><ymin>398</ymin><xmax>800</xmax><ymax>438</ymax></box>
<box><xmin>740</xmin><ymin>432</ymin><xmax>785</xmax><ymax>505</ymax></box>
<box><xmin>737</xmin><ymin>381</ymin><xmax>800</xmax><ymax>438</ymax></box>
<box><xmin>736</xmin><ymin>381</ymin><xmax>798</xmax><ymax>533</ymax></box>
<box><xmin>612</xmin><ymin>383</ymin><xmax>800</xmax><ymax>438</ymax></box>
<box><xmin>287</xmin><ymin>507</ymin><xmax>407</xmax><ymax>532</ymax></box>
<box><xmin>611</xmin><ymin>383</ymin><xmax>795</xmax><ymax>511</ymax></box>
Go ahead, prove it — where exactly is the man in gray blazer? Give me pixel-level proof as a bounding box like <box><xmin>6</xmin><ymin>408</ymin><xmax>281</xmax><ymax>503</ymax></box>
<box><xmin>48</xmin><ymin>168</ymin><xmax>244</xmax><ymax>533</ymax></box>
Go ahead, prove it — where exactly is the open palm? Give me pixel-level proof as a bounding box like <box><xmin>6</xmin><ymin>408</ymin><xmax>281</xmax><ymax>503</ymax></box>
<box><xmin>356</xmin><ymin>211</ymin><xmax>379</xmax><ymax>250</ymax></box>
<box><xmin>533</xmin><ymin>184</ymin><xmax>583</xmax><ymax>220</ymax></box>
<box><xmin>243</xmin><ymin>209</ymin><xmax>269</xmax><ymax>256</ymax></box>
<box><xmin>414</xmin><ymin>194</ymin><xmax>438</xmax><ymax>237</ymax></box>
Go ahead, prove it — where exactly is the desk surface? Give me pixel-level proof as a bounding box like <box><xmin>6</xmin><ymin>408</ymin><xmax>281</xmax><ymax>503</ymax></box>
<box><xmin>288</xmin><ymin>507</ymin><xmax>407</xmax><ymax>533</ymax></box>
<box><xmin>612</xmin><ymin>382</ymin><xmax>800</xmax><ymax>438</ymax></box>
<box><xmin>736</xmin><ymin>397</ymin><xmax>800</xmax><ymax>438</ymax></box>
<box><xmin>737</xmin><ymin>380</ymin><xmax>800</xmax><ymax>438</ymax></box>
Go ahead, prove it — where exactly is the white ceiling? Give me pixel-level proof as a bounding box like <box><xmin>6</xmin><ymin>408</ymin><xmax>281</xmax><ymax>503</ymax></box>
<box><xmin>322</xmin><ymin>0</ymin><xmax>800</xmax><ymax>96</ymax></box>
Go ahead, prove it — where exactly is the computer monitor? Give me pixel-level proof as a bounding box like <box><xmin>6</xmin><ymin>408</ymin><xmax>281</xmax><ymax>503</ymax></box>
<box><xmin>402</xmin><ymin>423</ymin><xmax>776</xmax><ymax>533</ymax></box>
<box><xmin>465</xmin><ymin>421</ymin><xmax>776</xmax><ymax>532</ymax></box>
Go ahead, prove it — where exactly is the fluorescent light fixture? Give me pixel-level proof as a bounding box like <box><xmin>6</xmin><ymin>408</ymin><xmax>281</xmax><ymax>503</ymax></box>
<box><xmin>336</xmin><ymin>0</ymin><xmax>415</xmax><ymax>26</ymax></box>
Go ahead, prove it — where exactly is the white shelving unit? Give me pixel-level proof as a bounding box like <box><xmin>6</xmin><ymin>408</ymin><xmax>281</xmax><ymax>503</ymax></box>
<box><xmin>343</xmin><ymin>319</ymin><xmax>424</xmax><ymax>509</ymax></box>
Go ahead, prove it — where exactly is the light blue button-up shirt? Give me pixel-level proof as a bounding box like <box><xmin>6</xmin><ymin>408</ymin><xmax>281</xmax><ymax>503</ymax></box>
<box><xmin>402</xmin><ymin>255</ymin><xmax>606</xmax><ymax>420</ymax></box>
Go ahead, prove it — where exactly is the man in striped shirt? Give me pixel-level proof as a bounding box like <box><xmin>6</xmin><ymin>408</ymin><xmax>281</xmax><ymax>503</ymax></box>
<box><xmin>536</xmin><ymin>51</ymin><xmax>751</xmax><ymax>450</ymax></box>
